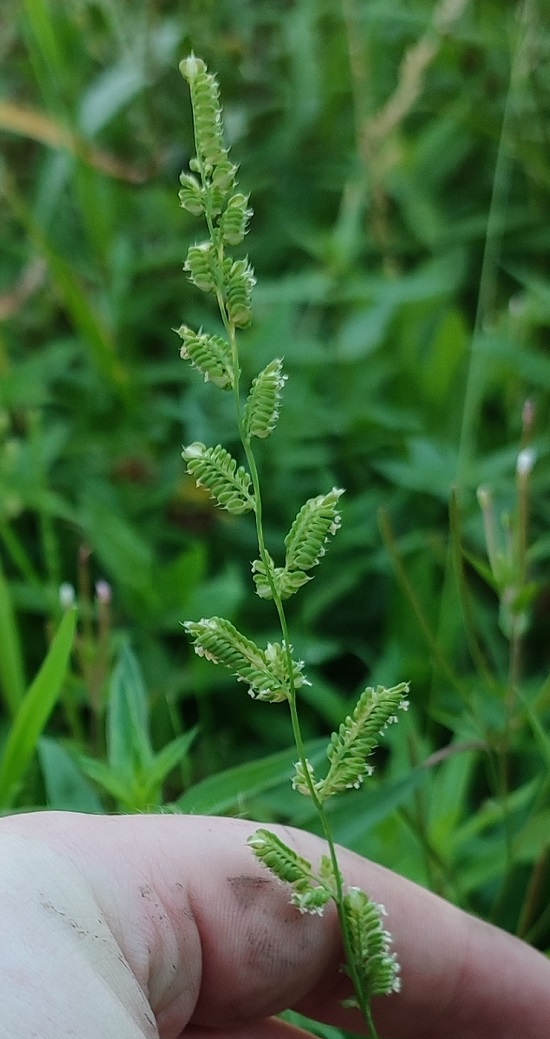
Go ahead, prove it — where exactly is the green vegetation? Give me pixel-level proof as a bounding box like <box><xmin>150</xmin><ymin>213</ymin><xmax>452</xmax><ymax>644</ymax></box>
<box><xmin>1</xmin><ymin>0</ymin><xmax>550</xmax><ymax>1010</ymax></box>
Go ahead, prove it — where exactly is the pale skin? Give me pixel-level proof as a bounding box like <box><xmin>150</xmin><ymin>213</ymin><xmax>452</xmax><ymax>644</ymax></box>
<box><xmin>0</xmin><ymin>813</ymin><xmax>549</xmax><ymax>1039</ymax></box>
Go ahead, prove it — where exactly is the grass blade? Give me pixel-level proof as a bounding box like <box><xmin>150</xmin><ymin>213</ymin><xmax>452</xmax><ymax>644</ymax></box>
<box><xmin>0</xmin><ymin>607</ymin><xmax>77</xmax><ymax>808</ymax></box>
<box><xmin>0</xmin><ymin>556</ymin><xmax>26</xmax><ymax>714</ymax></box>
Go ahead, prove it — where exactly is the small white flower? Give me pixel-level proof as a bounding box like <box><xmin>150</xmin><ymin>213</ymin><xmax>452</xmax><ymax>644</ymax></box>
<box><xmin>179</xmin><ymin>54</ymin><xmax>205</xmax><ymax>81</ymax></box>
<box><xmin>476</xmin><ymin>485</ymin><xmax>491</xmax><ymax>508</ymax></box>
<box><xmin>95</xmin><ymin>580</ymin><xmax>112</xmax><ymax>604</ymax></box>
<box><xmin>516</xmin><ymin>447</ymin><xmax>536</xmax><ymax>478</ymax></box>
<box><xmin>59</xmin><ymin>583</ymin><xmax>76</xmax><ymax>609</ymax></box>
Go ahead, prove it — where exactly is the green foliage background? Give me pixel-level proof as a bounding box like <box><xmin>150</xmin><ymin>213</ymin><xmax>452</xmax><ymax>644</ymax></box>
<box><xmin>1</xmin><ymin>0</ymin><xmax>550</xmax><ymax>959</ymax></box>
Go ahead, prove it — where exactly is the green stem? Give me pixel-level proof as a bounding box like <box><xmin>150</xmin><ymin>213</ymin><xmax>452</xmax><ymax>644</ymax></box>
<box><xmin>287</xmin><ymin>686</ymin><xmax>376</xmax><ymax>1030</ymax></box>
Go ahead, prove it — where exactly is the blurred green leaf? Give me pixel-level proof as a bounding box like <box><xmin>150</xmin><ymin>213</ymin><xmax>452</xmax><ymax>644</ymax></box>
<box><xmin>145</xmin><ymin>728</ymin><xmax>198</xmax><ymax>791</ymax></box>
<box><xmin>107</xmin><ymin>641</ymin><xmax>153</xmax><ymax>780</ymax></box>
<box><xmin>176</xmin><ymin>740</ymin><xmax>326</xmax><ymax>815</ymax></box>
<box><xmin>38</xmin><ymin>737</ymin><xmax>104</xmax><ymax>812</ymax></box>
<box><xmin>0</xmin><ymin>554</ymin><xmax>26</xmax><ymax>713</ymax></box>
<box><xmin>0</xmin><ymin>608</ymin><xmax>76</xmax><ymax>808</ymax></box>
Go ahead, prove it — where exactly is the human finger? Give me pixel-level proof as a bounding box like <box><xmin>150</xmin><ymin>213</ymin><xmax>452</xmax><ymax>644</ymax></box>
<box><xmin>3</xmin><ymin>812</ymin><xmax>549</xmax><ymax>1039</ymax></box>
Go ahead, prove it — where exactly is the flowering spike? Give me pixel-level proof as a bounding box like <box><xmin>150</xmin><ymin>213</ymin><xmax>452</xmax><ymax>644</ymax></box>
<box><xmin>342</xmin><ymin>888</ymin><xmax>401</xmax><ymax>999</ymax></box>
<box><xmin>178</xmin><ymin>56</ymin><xmax>407</xmax><ymax>1025</ymax></box>
<box><xmin>184</xmin><ymin>618</ymin><xmax>307</xmax><ymax>702</ymax></box>
<box><xmin>248</xmin><ymin>828</ymin><xmax>313</xmax><ymax>884</ymax></box>
<box><xmin>284</xmin><ymin>489</ymin><xmax>344</xmax><ymax>573</ymax></box>
<box><xmin>184</xmin><ymin>242</ymin><xmax>217</xmax><ymax>293</ymax></box>
<box><xmin>226</xmin><ymin>258</ymin><xmax>256</xmax><ymax>328</ymax></box>
<box><xmin>252</xmin><ymin>557</ymin><xmax>311</xmax><ymax>600</ymax></box>
<box><xmin>243</xmin><ymin>358</ymin><xmax>287</xmax><ymax>440</ymax></box>
<box><xmin>220</xmin><ymin>193</ymin><xmax>253</xmax><ymax>246</ymax></box>
<box><xmin>182</xmin><ymin>442</ymin><xmax>254</xmax><ymax>514</ymax></box>
<box><xmin>179</xmin><ymin>56</ymin><xmax>231</xmax><ymax>176</ymax></box>
<box><xmin>177</xmin><ymin>326</ymin><xmax>234</xmax><ymax>389</ymax></box>
<box><xmin>316</xmin><ymin>683</ymin><xmax>410</xmax><ymax>800</ymax></box>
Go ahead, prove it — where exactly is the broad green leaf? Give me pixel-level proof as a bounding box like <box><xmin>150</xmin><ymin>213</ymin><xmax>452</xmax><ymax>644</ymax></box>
<box><xmin>145</xmin><ymin>728</ymin><xmax>199</xmax><ymax>791</ymax></box>
<box><xmin>107</xmin><ymin>642</ymin><xmax>153</xmax><ymax>779</ymax></box>
<box><xmin>521</xmin><ymin>694</ymin><xmax>550</xmax><ymax>772</ymax></box>
<box><xmin>38</xmin><ymin>737</ymin><xmax>104</xmax><ymax>812</ymax></box>
<box><xmin>296</xmin><ymin>768</ymin><xmax>429</xmax><ymax>850</ymax></box>
<box><xmin>78</xmin><ymin>755</ymin><xmax>137</xmax><ymax>806</ymax></box>
<box><xmin>513</xmin><ymin>810</ymin><xmax>550</xmax><ymax>865</ymax></box>
<box><xmin>176</xmin><ymin>740</ymin><xmax>325</xmax><ymax>815</ymax></box>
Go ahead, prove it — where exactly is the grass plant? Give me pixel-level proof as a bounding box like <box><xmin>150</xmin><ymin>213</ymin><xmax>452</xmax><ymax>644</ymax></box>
<box><xmin>0</xmin><ymin>2</ymin><xmax>549</xmax><ymax>1026</ymax></box>
<box><xmin>177</xmin><ymin>55</ymin><xmax>408</xmax><ymax>1031</ymax></box>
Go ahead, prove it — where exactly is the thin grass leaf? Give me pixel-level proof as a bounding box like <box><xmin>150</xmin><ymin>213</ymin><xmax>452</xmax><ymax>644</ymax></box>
<box><xmin>521</xmin><ymin>693</ymin><xmax>550</xmax><ymax>773</ymax></box>
<box><xmin>77</xmin><ymin>755</ymin><xmax>139</xmax><ymax>806</ymax></box>
<box><xmin>0</xmin><ymin>556</ymin><xmax>26</xmax><ymax>714</ymax></box>
<box><xmin>145</xmin><ymin>727</ymin><xmax>199</xmax><ymax>791</ymax></box>
<box><xmin>107</xmin><ymin>642</ymin><xmax>153</xmax><ymax>779</ymax></box>
<box><xmin>0</xmin><ymin>607</ymin><xmax>76</xmax><ymax>808</ymax></box>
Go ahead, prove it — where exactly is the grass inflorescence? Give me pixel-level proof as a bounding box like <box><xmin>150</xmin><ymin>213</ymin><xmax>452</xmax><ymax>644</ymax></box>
<box><xmin>177</xmin><ymin>53</ymin><xmax>409</xmax><ymax>1033</ymax></box>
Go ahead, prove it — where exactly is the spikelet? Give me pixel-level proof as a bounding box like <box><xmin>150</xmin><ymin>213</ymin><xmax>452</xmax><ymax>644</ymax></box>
<box><xmin>243</xmin><ymin>359</ymin><xmax>287</xmax><ymax>440</ymax></box>
<box><xmin>248</xmin><ymin>830</ymin><xmax>335</xmax><ymax>915</ymax></box>
<box><xmin>184</xmin><ymin>242</ymin><xmax>217</xmax><ymax>293</ymax></box>
<box><xmin>177</xmin><ymin>326</ymin><xmax>233</xmax><ymax>389</ymax></box>
<box><xmin>317</xmin><ymin>683</ymin><xmax>410</xmax><ymax>800</ymax></box>
<box><xmin>226</xmin><ymin>258</ymin><xmax>256</xmax><ymax>328</ymax></box>
<box><xmin>182</xmin><ymin>442</ymin><xmax>254</xmax><ymax>514</ymax></box>
<box><xmin>220</xmin><ymin>193</ymin><xmax>253</xmax><ymax>246</ymax></box>
<box><xmin>319</xmin><ymin>853</ymin><xmax>343</xmax><ymax>894</ymax></box>
<box><xmin>178</xmin><ymin>172</ymin><xmax>204</xmax><ymax>216</ymax></box>
<box><xmin>342</xmin><ymin>888</ymin><xmax>401</xmax><ymax>999</ymax></box>
<box><xmin>184</xmin><ymin>618</ymin><xmax>307</xmax><ymax>701</ymax></box>
<box><xmin>290</xmin><ymin>885</ymin><xmax>333</xmax><ymax>915</ymax></box>
<box><xmin>284</xmin><ymin>489</ymin><xmax>344</xmax><ymax>572</ymax></box>
<box><xmin>291</xmin><ymin>757</ymin><xmax>318</xmax><ymax>796</ymax></box>
<box><xmin>251</xmin><ymin>556</ymin><xmax>311</xmax><ymax>600</ymax></box>
<box><xmin>179</xmin><ymin>55</ymin><xmax>230</xmax><ymax>175</ymax></box>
